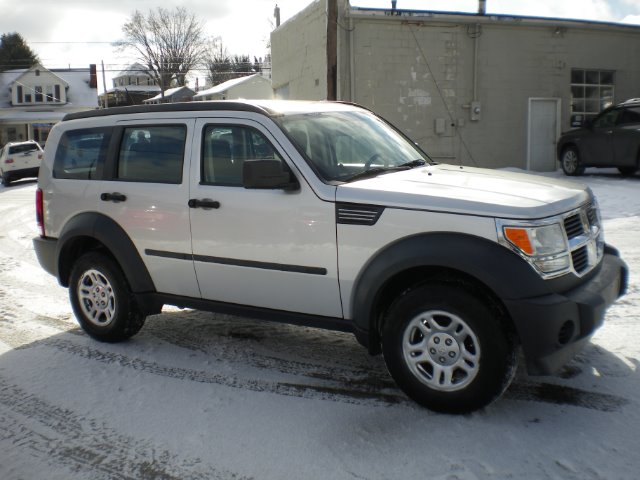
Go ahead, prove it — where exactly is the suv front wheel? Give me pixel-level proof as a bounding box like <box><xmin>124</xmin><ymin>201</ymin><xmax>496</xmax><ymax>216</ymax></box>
<box><xmin>69</xmin><ymin>252</ymin><xmax>146</xmax><ymax>342</ymax></box>
<box><xmin>560</xmin><ymin>146</ymin><xmax>585</xmax><ymax>176</ymax></box>
<box><xmin>382</xmin><ymin>283</ymin><xmax>517</xmax><ymax>413</ymax></box>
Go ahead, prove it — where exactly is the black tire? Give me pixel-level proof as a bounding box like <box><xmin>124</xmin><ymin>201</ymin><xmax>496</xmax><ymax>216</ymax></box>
<box><xmin>1</xmin><ymin>172</ymin><xmax>10</xmax><ymax>186</ymax></box>
<box><xmin>69</xmin><ymin>252</ymin><xmax>146</xmax><ymax>342</ymax></box>
<box><xmin>560</xmin><ymin>146</ymin><xmax>585</xmax><ymax>176</ymax></box>
<box><xmin>617</xmin><ymin>166</ymin><xmax>637</xmax><ymax>176</ymax></box>
<box><xmin>381</xmin><ymin>283</ymin><xmax>517</xmax><ymax>413</ymax></box>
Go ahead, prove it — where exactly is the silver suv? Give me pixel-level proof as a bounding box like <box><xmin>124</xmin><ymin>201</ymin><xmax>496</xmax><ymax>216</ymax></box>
<box><xmin>0</xmin><ymin>140</ymin><xmax>43</xmax><ymax>186</ymax></box>
<box><xmin>33</xmin><ymin>101</ymin><xmax>628</xmax><ymax>413</ymax></box>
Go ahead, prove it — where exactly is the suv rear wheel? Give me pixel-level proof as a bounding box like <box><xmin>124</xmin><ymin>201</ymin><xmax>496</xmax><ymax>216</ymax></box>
<box><xmin>69</xmin><ymin>252</ymin><xmax>146</xmax><ymax>342</ymax></box>
<box><xmin>382</xmin><ymin>283</ymin><xmax>517</xmax><ymax>413</ymax></box>
<box><xmin>560</xmin><ymin>146</ymin><xmax>585</xmax><ymax>176</ymax></box>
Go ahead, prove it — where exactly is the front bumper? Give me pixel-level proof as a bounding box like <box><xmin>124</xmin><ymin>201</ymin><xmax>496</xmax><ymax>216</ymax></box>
<box><xmin>504</xmin><ymin>247</ymin><xmax>628</xmax><ymax>375</ymax></box>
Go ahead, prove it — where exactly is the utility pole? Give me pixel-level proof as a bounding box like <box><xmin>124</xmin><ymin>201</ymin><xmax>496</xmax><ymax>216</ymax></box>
<box><xmin>326</xmin><ymin>0</ymin><xmax>338</xmax><ymax>101</ymax></box>
<box><xmin>101</xmin><ymin>60</ymin><xmax>109</xmax><ymax>108</ymax></box>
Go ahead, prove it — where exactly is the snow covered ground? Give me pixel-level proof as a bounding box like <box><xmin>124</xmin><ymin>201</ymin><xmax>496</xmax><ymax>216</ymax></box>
<box><xmin>0</xmin><ymin>169</ymin><xmax>638</xmax><ymax>480</ymax></box>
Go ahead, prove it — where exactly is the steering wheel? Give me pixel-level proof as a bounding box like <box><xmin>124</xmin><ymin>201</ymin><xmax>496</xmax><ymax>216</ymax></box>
<box><xmin>364</xmin><ymin>153</ymin><xmax>388</xmax><ymax>170</ymax></box>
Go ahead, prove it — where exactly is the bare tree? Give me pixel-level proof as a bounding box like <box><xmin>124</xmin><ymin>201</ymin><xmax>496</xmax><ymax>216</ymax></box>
<box><xmin>118</xmin><ymin>7</ymin><xmax>206</xmax><ymax>98</ymax></box>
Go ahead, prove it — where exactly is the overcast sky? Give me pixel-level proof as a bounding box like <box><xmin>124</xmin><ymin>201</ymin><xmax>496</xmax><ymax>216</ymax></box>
<box><xmin>1</xmin><ymin>0</ymin><xmax>639</xmax><ymax>93</ymax></box>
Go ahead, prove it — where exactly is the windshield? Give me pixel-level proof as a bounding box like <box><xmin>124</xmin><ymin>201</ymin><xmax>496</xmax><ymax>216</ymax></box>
<box><xmin>276</xmin><ymin>110</ymin><xmax>430</xmax><ymax>182</ymax></box>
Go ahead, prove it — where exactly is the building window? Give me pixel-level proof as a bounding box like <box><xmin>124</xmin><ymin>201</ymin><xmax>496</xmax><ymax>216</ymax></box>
<box><xmin>35</xmin><ymin>86</ymin><xmax>43</xmax><ymax>102</ymax></box>
<box><xmin>570</xmin><ymin>69</ymin><xmax>615</xmax><ymax>123</ymax></box>
<box><xmin>16</xmin><ymin>85</ymin><xmax>23</xmax><ymax>103</ymax></box>
<box><xmin>54</xmin><ymin>84</ymin><xmax>61</xmax><ymax>102</ymax></box>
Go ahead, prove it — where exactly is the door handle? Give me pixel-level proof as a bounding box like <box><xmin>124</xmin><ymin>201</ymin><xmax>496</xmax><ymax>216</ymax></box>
<box><xmin>100</xmin><ymin>192</ymin><xmax>127</xmax><ymax>202</ymax></box>
<box><xmin>188</xmin><ymin>198</ymin><xmax>220</xmax><ymax>209</ymax></box>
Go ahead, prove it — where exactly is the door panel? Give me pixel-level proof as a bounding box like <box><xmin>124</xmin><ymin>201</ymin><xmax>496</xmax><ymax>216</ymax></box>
<box><xmin>98</xmin><ymin>120</ymin><xmax>201</xmax><ymax>298</ymax></box>
<box><xmin>581</xmin><ymin>109</ymin><xmax>618</xmax><ymax>166</ymax></box>
<box><xmin>189</xmin><ymin>118</ymin><xmax>342</xmax><ymax>318</ymax></box>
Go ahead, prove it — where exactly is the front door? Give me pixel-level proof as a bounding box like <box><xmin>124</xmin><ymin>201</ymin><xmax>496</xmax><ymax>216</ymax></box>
<box><xmin>188</xmin><ymin>117</ymin><xmax>342</xmax><ymax>318</ymax></box>
<box><xmin>581</xmin><ymin>108</ymin><xmax>619</xmax><ymax>166</ymax></box>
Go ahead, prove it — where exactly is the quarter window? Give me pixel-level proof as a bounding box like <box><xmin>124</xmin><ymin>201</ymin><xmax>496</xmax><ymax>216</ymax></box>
<box><xmin>117</xmin><ymin>125</ymin><xmax>186</xmax><ymax>183</ymax></box>
<box><xmin>53</xmin><ymin>128</ymin><xmax>112</xmax><ymax>180</ymax></box>
<box><xmin>201</xmin><ymin>125</ymin><xmax>284</xmax><ymax>186</ymax></box>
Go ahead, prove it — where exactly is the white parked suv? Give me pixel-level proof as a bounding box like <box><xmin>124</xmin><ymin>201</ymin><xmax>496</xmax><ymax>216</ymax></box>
<box><xmin>33</xmin><ymin>101</ymin><xmax>628</xmax><ymax>413</ymax></box>
<box><xmin>0</xmin><ymin>140</ymin><xmax>43</xmax><ymax>186</ymax></box>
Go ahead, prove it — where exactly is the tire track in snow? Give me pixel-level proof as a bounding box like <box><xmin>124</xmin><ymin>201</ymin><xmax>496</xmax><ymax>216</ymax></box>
<box><xmin>1</xmin><ymin>311</ymin><xmax>631</xmax><ymax>413</ymax></box>
<box><xmin>21</xmin><ymin>338</ymin><xmax>409</xmax><ymax>406</ymax></box>
<box><xmin>0</xmin><ymin>376</ymin><xmax>252</xmax><ymax>480</ymax></box>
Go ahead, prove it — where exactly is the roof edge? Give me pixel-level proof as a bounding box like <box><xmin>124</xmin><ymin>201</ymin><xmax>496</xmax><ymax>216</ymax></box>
<box><xmin>349</xmin><ymin>7</ymin><xmax>640</xmax><ymax>31</ymax></box>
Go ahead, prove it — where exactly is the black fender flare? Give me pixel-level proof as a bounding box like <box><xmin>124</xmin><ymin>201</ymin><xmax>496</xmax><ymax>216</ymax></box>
<box><xmin>56</xmin><ymin>212</ymin><xmax>155</xmax><ymax>293</ymax></box>
<box><xmin>350</xmin><ymin>232</ymin><xmax>555</xmax><ymax>349</ymax></box>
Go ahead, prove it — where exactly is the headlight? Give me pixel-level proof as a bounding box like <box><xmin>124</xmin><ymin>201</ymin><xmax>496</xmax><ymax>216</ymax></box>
<box><xmin>497</xmin><ymin>220</ymin><xmax>570</xmax><ymax>277</ymax></box>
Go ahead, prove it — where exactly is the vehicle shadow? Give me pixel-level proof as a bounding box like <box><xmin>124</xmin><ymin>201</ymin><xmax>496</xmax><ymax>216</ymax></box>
<box><xmin>2</xmin><ymin>308</ymin><xmax>635</xmax><ymax>415</ymax></box>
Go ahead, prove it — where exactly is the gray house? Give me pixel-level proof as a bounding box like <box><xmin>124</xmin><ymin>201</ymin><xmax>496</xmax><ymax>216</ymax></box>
<box><xmin>271</xmin><ymin>0</ymin><xmax>640</xmax><ymax>170</ymax></box>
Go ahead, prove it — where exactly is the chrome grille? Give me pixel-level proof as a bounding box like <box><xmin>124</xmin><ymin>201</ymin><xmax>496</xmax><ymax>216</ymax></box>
<box><xmin>571</xmin><ymin>246</ymin><xmax>589</xmax><ymax>274</ymax></box>
<box><xmin>561</xmin><ymin>202</ymin><xmax>602</xmax><ymax>277</ymax></box>
<box><xmin>563</xmin><ymin>213</ymin><xmax>584</xmax><ymax>239</ymax></box>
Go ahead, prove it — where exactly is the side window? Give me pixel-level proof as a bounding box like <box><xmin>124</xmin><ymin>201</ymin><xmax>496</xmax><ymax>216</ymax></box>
<box><xmin>618</xmin><ymin>107</ymin><xmax>640</xmax><ymax>125</ymax></box>
<box><xmin>117</xmin><ymin>125</ymin><xmax>186</xmax><ymax>183</ymax></box>
<box><xmin>201</xmin><ymin>125</ymin><xmax>284</xmax><ymax>186</ymax></box>
<box><xmin>53</xmin><ymin>128</ymin><xmax>111</xmax><ymax>180</ymax></box>
<box><xmin>592</xmin><ymin>109</ymin><xmax>620</xmax><ymax>129</ymax></box>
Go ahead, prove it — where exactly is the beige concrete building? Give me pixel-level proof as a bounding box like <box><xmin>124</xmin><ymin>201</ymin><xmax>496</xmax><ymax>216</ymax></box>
<box><xmin>271</xmin><ymin>0</ymin><xmax>640</xmax><ymax>170</ymax></box>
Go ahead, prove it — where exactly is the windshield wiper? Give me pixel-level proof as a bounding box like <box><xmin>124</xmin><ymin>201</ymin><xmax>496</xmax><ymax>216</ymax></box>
<box><xmin>345</xmin><ymin>159</ymin><xmax>426</xmax><ymax>183</ymax></box>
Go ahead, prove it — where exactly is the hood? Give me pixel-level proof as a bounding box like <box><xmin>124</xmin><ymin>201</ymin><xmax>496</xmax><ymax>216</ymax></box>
<box><xmin>336</xmin><ymin>164</ymin><xmax>591</xmax><ymax>219</ymax></box>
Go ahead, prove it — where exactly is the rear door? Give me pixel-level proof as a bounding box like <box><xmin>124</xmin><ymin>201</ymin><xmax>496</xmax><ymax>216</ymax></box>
<box><xmin>581</xmin><ymin>109</ymin><xmax>619</xmax><ymax>166</ymax></box>
<box><xmin>188</xmin><ymin>117</ymin><xmax>342</xmax><ymax>318</ymax></box>
<box><xmin>97</xmin><ymin>119</ymin><xmax>201</xmax><ymax>298</ymax></box>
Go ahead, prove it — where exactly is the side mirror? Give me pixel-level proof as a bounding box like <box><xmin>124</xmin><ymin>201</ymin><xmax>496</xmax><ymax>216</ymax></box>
<box><xmin>243</xmin><ymin>160</ymin><xmax>299</xmax><ymax>191</ymax></box>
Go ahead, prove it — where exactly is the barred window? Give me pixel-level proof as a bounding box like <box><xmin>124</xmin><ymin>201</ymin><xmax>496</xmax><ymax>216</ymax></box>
<box><xmin>570</xmin><ymin>69</ymin><xmax>615</xmax><ymax>124</ymax></box>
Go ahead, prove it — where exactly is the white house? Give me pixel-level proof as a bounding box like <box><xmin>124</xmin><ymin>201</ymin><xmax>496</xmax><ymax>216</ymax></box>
<box><xmin>0</xmin><ymin>64</ymin><xmax>98</xmax><ymax>147</ymax></box>
<box><xmin>98</xmin><ymin>63</ymin><xmax>161</xmax><ymax>108</ymax></box>
<box><xmin>193</xmin><ymin>74</ymin><xmax>273</xmax><ymax>101</ymax></box>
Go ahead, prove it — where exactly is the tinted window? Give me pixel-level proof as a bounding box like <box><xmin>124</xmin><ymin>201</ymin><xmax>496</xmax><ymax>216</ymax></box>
<box><xmin>201</xmin><ymin>125</ymin><xmax>284</xmax><ymax>186</ymax></box>
<box><xmin>53</xmin><ymin>129</ymin><xmax>111</xmax><ymax>180</ymax></box>
<box><xmin>592</xmin><ymin>109</ymin><xmax>620</xmax><ymax>129</ymax></box>
<box><xmin>618</xmin><ymin>107</ymin><xmax>640</xmax><ymax>125</ymax></box>
<box><xmin>117</xmin><ymin>126</ymin><xmax>186</xmax><ymax>183</ymax></box>
<box><xmin>9</xmin><ymin>143</ymin><xmax>40</xmax><ymax>154</ymax></box>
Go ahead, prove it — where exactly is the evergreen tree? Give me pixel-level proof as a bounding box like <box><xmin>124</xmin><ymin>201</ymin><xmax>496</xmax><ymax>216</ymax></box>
<box><xmin>0</xmin><ymin>33</ymin><xmax>39</xmax><ymax>71</ymax></box>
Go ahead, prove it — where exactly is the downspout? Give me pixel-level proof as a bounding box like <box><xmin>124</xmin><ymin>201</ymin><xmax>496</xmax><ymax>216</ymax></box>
<box><xmin>473</xmin><ymin>25</ymin><xmax>479</xmax><ymax>102</ymax></box>
<box><xmin>349</xmin><ymin>11</ymin><xmax>355</xmax><ymax>102</ymax></box>
<box><xmin>326</xmin><ymin>0</ymin><xmax>338</xmax><ymax>100</ymax></box>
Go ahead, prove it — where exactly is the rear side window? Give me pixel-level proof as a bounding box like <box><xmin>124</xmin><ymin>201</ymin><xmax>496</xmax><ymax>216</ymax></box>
<box><xmin>201</xmin><ymin>125</ymin><xmax>284</xmax><ymax>186</ymax></box>
<box><xmin>53</xmin><ymin>128</ymin><xmax>111</xmax><ymax>180</ymax></box>
<box><xmin>117</xmin><ymin>125</ymin><xmax>186</xmax><ymax>184</ymax></box>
